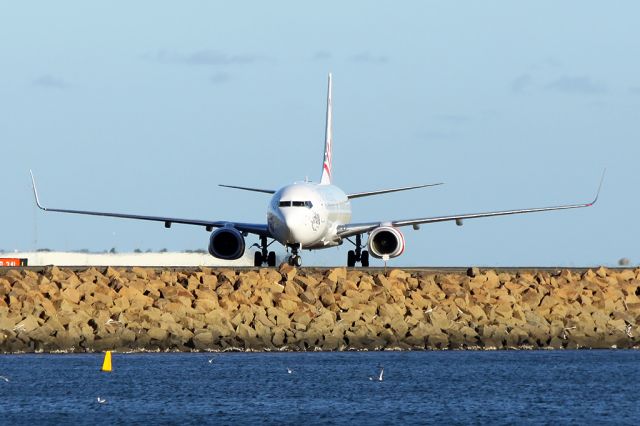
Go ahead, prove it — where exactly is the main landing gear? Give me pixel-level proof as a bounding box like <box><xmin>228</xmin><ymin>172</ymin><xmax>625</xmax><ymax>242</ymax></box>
<box><xmin>347</xmin><ymin>234</ymin><xmax>369</xmax><ymax>267</ymax></box>
<box><xmin>287</xmin><ymin>245</ymin><xmax>302</xmax><ymax>267</ymax></box>
<box><xmin>254</xmin><ymin>236</ymin><xmax>277</xmax><ymax>267</ymax></box>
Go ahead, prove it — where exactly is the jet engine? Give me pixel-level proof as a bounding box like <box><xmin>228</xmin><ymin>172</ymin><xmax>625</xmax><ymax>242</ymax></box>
<box><xmin>368</xmin><ymin>226</ymin><xmax>405</xmax><ymax>259</ymax></box>
<box><xmin>208</xmin><ymin>228</ymin><xmax>245</xmax><ymax>260</ymax></box>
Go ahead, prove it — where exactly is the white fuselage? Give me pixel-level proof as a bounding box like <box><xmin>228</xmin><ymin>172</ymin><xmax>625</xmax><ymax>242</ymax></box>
<box><xmin>267</xmin><ymin>182</ymin><xmax>351</xmax><ymax>249</ymax></box>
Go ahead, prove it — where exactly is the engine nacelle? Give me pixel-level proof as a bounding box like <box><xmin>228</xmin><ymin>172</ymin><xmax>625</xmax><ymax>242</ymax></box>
<box><xmin>368</xmin><ymin>226</ymin><xmax>405</xmax><ymax>259</ymax></box>
<box><xmin>208</xmin><ymin>228</ymin><xmax>245</xmax><ymax>260</ymax></box>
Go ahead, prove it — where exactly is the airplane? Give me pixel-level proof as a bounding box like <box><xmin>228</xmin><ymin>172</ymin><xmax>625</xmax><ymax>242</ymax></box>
<box><xmin>30</xmin><ymin>73</ymin><xmax>603</xmax><ymax>268</ymax></box>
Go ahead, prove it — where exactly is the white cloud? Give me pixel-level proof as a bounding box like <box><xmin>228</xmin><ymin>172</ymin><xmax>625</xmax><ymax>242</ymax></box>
<box><xmin>32</xmin><ymin>74</ymin><xmax>69</xmax><ymax>89</ymax></box>
<box><xmin>545</xmin><ymin>76</ymin><xmax>606</xmax><ymax>95</ymax></box>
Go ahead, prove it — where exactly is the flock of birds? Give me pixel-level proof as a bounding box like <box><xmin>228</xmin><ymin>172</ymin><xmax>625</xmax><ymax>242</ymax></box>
<box><xmin>206</xmin><ymin>357</ymin><xmax>383</xmax><ymax>380</ymax></box>
<box><xmin>90</xmin><ymin>360</ymin><xmax>383</xmax><ymax>405</ymax></box>
<box><xmin>0</xmin><ymin>357</ymin><xmax>385</xmax><ymax>407</ymax></box>
<box><xmin>2</xmin><ymin>372</ymin><xmax>109</xmax><ymax>404</ymax></box>
<box><xmin>207</xmin><ymin>357</ymin><xmax>384</xmax><ymax>381</ymax></box>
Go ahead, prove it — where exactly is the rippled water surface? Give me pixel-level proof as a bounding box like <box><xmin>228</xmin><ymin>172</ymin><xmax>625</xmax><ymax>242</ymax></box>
<box><xmin>0</xmin><ymin>351</ymin><xmax>638</xmax><ymax>425</ymax></box>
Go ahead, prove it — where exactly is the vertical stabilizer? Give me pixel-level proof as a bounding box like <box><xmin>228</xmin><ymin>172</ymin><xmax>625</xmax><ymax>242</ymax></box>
<box><xmin>320</xmin><ymin>73</ymin><xmax>333</xmax><ymax>185</ymax></box>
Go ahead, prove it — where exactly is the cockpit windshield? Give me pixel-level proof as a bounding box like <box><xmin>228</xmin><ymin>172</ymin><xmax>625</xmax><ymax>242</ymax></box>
<box><xmin>279</xmin><ymin>201</ymin><xmax>313</xmax><ymax>208</ymax></box>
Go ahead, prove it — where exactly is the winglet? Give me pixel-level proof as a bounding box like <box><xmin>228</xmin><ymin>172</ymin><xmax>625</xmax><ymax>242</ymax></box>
<box><xmin>588</xmin><ymin>169</ymin><xmax>606</xmax><ymax>206</ymax></box>
<box><xmin>29</xmin><ymin>170</ymin><xmax>46</xmax><ymax>210</ymax></box>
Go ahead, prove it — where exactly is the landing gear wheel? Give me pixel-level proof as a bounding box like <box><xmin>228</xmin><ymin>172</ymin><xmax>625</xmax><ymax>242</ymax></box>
<box><xmin>347</xmin><ymin>234</ymin><xmax>369</xmax><ymax>267</ymax></box>
<box><xmin>267</xmin><ymin>251</ymin><xmax>276</xmax><ymax>267</ymax></box>
<box><xmin>254</xmin><ymin>251</ymin><xmax>263</xmax><ymax>267</ymax></box>
<box><xmin>256</xmin><ymin>236</ymin><xmax>277</xmax><ymax>267</ymax></box>
<box><xmin>287</xmin><ymin>244</ymin><xmax>302</xmax><ymax>267</ymax></box>
<box><xmin>361</xmin><ymin>250</ymin><xmax>369</xmax><ymax>267</ymax></box>
<box><xmin>288</xmin><ymin>255</ymin><xmax>302</xmax><ymax>267</ymax></box>
<box><xmin>347</xmin><ymin>250</ymin><xmax>356</xmax><ymax>267</ymax></box>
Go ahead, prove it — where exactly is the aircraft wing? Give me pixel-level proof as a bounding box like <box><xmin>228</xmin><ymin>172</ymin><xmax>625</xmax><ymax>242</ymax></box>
<box><xmin>338</xmin><ymin>173</ymin><xmax>604</xmax><ymax>239</ymax></box>
<box><xmin>30</xmin><ymin>171</ymin><xmax>271</xmax><ymax>237</ymax></box>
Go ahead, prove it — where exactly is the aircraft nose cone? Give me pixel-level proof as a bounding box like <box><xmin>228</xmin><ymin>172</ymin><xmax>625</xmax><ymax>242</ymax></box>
<box><xmin>283</xmin><ymin>211</ymin><xmax>309</xmax><ymax>244</ymax></box>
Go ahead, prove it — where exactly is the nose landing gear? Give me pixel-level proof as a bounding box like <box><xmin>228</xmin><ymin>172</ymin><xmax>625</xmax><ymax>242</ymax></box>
<box><xmin>254</xmin><ymin>236</ymin><xmax>277</xmax><ymax>267</ymax></box>
<box><xmin>347</xmin><ymin>234</ymin><xmax>369</xmax><ymax>267</ymax></box>
<box><xmin>287</xmin><ymin>244</ymin><xmax>302</xmax><ymax>267</ymax></box>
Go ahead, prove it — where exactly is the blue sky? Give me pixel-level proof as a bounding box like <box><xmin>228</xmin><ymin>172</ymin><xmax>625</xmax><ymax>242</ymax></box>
<box><xmin>1</xmin><ymin>1</ymin><xmax>638</xmax><ymax>266</ymax></box>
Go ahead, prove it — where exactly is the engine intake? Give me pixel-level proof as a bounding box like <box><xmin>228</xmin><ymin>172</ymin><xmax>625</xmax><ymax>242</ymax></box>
<box><xmin>208</xmin><ymin>228</ymin><xmax>245</xmax><ymax>260</ymax></box>
<box><xmin>368</xmin><ymin>226</ymin><xmax>405</xmax><ymax>259</ymax></box>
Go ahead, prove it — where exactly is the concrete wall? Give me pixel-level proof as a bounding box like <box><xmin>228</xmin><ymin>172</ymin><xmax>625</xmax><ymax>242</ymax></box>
<box><xmin>0</xmin><ymin>251</ymin><xmax>254</xmax><ymax>267</ymax></box>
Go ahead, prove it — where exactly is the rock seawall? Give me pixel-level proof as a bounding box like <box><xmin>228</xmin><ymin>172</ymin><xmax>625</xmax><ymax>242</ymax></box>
<box><xmin>1</xmin><ymin>266</ymin><xmax>639</xmax><ymax>353</ymax></box>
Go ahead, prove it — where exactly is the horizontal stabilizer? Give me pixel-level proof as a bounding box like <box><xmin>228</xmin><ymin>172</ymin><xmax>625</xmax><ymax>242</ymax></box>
<box><xmin>347</xmin><ymin>183</ymin><xmax>443</xmax><ymax>199</ymax></box>
<box><xmin>219</xmin><ymin>184</ymin><xmax>276</xmax><ymax>194</ymax></box>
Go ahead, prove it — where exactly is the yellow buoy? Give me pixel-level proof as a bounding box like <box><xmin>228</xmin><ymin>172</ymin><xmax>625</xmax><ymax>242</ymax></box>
<box><xmin>101</xmin><ymin>351</ymin><xmax>112</xmax><ymax>372</ymax></box>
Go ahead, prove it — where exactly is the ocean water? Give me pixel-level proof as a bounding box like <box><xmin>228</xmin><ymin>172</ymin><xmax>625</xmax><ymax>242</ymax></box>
<box><xmin>0</xmin><ymin>351</ymin><xmax>638</xmax><ymax>425</ymax></box>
